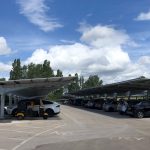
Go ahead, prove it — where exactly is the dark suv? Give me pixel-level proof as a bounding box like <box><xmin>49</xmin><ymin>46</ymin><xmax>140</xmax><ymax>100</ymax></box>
<box><xmin>127</xmin><ymin>100</ymin><xmax>150</xmax><ymax>118</ymax></box>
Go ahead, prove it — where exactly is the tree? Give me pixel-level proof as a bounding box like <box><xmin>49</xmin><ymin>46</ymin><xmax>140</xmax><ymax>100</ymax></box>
<box><xmin>56</xmin><ymin>69</ymin><xmax>63</xmax><ymax>77</ymax></box>
<box><xmin>48</xmin><ymin>69</ymin><xmax>64</xmax><ymax>100</ymax></box>
<box><xmin>21</xmin><ymin>65</ymin><xmax>28</xmax><ymax>79</ymax></box>
<box><xmin>79</xmin><ymin>76</ymin><xmax>84</xmax><ymax>89</ymax></box>
<box><xmin>27</xmin><ymin>63</ymin><xmax>36</xmax><ymax>78</ymax></box>
<box><xmin>67</xmin><ymin>73</ymin><xmax>80</xmax><ymax>93</ymax></box>
<box><xmin>42</xmin><ymin>60</ymin><xmax>54</xmax><ymax>77</ymax></box>
<box><xmin>27</xmin><ymin>60</ymin><xmax>54</xmax><ymax>78</ymax></box>
<box><xmin>0</xmin><ymin>78</ymin><xmax>5</xmax><ymax>81</ymax></box>
<box><xmin>10</xmin><ymin>59</ymin><xmax>22</xmax><ymax>80</ymax></box>
<box><xmin>83</xmin><ymin>75</ymin><xmax>103</xmax><ymax>89</ymax></box>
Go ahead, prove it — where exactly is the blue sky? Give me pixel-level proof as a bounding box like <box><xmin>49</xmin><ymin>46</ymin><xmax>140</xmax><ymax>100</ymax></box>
<box><xmin>0</xmin><ymin>0</ymin><xmax>150</xmax><ymax>82</ymax></box>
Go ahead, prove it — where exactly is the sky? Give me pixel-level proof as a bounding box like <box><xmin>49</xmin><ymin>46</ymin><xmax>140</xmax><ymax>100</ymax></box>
<box><xmin>0</xmin><ymin>0</ymin><xmax>150</xmax><ymax>83</ymax></box>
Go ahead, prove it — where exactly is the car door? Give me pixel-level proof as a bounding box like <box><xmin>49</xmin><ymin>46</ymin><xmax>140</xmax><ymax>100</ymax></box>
<box><xmin>32</xmin><ymin>99</ymin><xmax>40</xmax><ymax>112</ymax></box>
<box><xmin>145</xmin><ymin>102</ymin><xmax>150</xmax><ymax>116</ymax></box>
<box><xmin>142</xmin><ymin>102</ymin><xmax>150</xmax><ymax>116</ymax></box>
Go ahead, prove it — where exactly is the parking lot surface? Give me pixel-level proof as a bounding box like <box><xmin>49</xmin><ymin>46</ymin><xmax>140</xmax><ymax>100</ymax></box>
<box><xmin>0</xmin><ymin>105</ymin><xmax>150</xmax><ymax>150</ymax></box>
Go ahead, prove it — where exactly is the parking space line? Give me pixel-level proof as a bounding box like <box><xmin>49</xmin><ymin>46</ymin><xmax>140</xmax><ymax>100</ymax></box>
<box><xmin>0</xmin><ymin>129</ymin><xmax>34</xmax><ymax>134</ymax></box>
<box><xmin>12</xmin><ymin>124</ymin><xmax>65</xmax><ymax>150</ymax></box>
<box><xmin>0</xmin><ymin>137</ymin><xmax>25</xmax><ymax>141</ymax></box>
<box><xmin>15</xmin><ymin>123</ymin><xmax>60</xmax><ymax>129</ymax></box>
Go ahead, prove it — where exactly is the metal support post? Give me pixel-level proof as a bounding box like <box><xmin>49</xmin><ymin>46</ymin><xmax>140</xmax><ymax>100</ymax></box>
<box><xmin>0</xmin><ymin>93</ymin><xmax>5</xmax><ymax>119</ymax></box>
<box><xmin>8</xmin><ymin>94</ymin><xmax>12</xmax><ymax>107</ymax></box>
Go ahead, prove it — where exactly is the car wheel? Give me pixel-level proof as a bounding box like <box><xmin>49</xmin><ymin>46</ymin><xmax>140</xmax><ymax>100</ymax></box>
<box><xmin>12</xmin><ymin>109</ymin><xmax>18</xmax><ymax>117</ymax></box>
<box><xmin>17</xmin><ymin>115</ymin><xmax>24</xmax><ymax>120</ymax></box>
<box><xmin>4</xmin><ymin>108</ymin><xmax>8</xmax><ymax>115</ymax></box>
<box><xmin>109</xmin><ymin>107</ymin><xmax>114</xmax><ymax>112</ymax></box>
<box><xmin>135</xmin><ymin>111</ymin><xmax>144</xmax><ymax>119</ymax></box>
<box><xmin>46</xmin><ymin>109</ymin><xmax>54</xmax><ymax>117</ymax></box>
<box><xmin>119</xmin><ymin>111</ymin><xmax>124</xmax><ymax>115</ymax></box>
<box><xmin>43</xmin><ymin>115</ymin><xmax>48</xmax><ymax>120</ymax></box>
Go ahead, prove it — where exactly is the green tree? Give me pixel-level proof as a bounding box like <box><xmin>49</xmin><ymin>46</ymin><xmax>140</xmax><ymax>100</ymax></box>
<box><xmin>79</xmin><ymin>76</ymin><xmax>84</xmax><ymax>89</ymax></box>
<box><xmin>42</xmin><ymin>60</ymin><xmax>54</xmax><ymax>77</ymax></box>
<box><xmin>10</xmin><ymin>59</ymin><xmax>22</xmax><ymax>80</ymax></box>
<box><xmin>0</xmin><ymin>78</ymin><xmax>5</xmax><ymax>81</ymax></box>
<box><xmin>56</xmin><ymin>69</ymin><xmax>63</xmax><ymax>77</ymax></box>
<box><xmin>27</xmin><ymin>60</ymin><xmax>54</xmax><ymax>78</ymax></box>
<box><xmin>68</xmin><ymin>73</ymin><xmax>80</xmax><ymax>93</ymax></box>
<box><xmin>21</xmin><ymin>65</ymin><xmax>28</xmax><ymax>79</ymax></box>
<box><xmin>48</xmin><ymin>69</ymin><xmax>63</xmax><ymax>100</ymax></box>
<box><xmin>27</xmin><ymin>63</ymin><xmax>36</xmax><ymax>78</ymax></box>
<box><xmin>83</xmin><ymin>75</ymin><xmax>103</xmax><ymax>89</ymax></box>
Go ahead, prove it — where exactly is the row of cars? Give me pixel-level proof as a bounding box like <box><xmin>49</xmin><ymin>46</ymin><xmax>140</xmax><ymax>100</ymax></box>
<box><xmin>67</xmin><ymin>98</ymin><xmax>150</xmax><ymax>118</ymax></box>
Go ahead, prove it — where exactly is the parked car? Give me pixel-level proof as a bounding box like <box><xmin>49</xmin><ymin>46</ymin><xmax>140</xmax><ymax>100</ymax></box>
<box><xmin>84</xmin><ymin>100</ymin><xmax>95</xmax><ymax>108</ymax></box>
<box><xmin>94</xmin><ymin>98</ymin><xmax>105</xmax><ymax>110</ymax></box>
<box><xmin>73</xmin><ymin>98</ymin><xmax>83</xmax><ymax>106</ymax></box>
<box><xmin>103</xmin><ymin>99</ymin><xmax>118</xmax><ymax>112</ymax></box>
<box><xmin>5</xmin><ymin>99</ymin><xmax>60</xmax><ymax>117</ymax></box>
<box><xmin>117</xmin><ymin>99</ymin><xmax>128</xmax><ymax>115</ymax></box>
<box><xmin>63</xmin><ymin>100</ymin><xmax>69</xmax><ymax>105</ymax></box>
<box><xmin>127</xmin><ymin>100</ymin><xmax>150</xmax><ymax>118</ymax></box>
<box><xmin>81</xmin><ymin>99</ymin><xmax>88</xmax><ymax>107</ymax></box>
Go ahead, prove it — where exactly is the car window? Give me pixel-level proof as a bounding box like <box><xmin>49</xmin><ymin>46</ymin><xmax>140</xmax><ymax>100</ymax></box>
<box><xmin>142</xmin><ymin>102</ymin><xmax>150</xmax><ymax>106</ymax></box>
<box><xmin>43</xmin><ymin>101</ymin><xmax>53</xmax><ymax>104</ymax></box>
<box><xmin>34</xmin><ymin>100</ymin><xmax>40</xmax><ymax>105</ymax></box>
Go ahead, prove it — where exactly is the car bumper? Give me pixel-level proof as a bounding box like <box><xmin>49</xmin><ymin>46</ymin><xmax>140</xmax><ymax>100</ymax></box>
<box><xmin>54</xmin><ymin>112</ymin><xmax>60</xmax><ymax>115</ymax></box>
<box><xmin>53</xmin><ymin>107</ymin><xmax>60</xmax><ymax>114</ymax></box>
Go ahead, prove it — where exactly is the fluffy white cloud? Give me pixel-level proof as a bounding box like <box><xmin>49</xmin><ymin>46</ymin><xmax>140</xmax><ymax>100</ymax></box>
<box><xmin>0</xmin><ymin>62</ymin><xmax>11</xmax><ymax>72</ymax></box>
<box><xmin>138</xmin><ymin>56</ymin><xmax>150</xmax><ymax>64</ymax></box>
<box><xmin>79</xmin><ymin>24</ymin><xmax>130</xmax><ymax>48</ymax></box>
<box><xmin>23</xmin><ymin>24</ymin><xmax>150</xmax><ymax>83</ymax></box>
<box><xmin>135</xmin><ymin>10</ymin><xmax>150</xmax><ymax>21</ymax></box>
<box><xmin>0</xmin><ymin>37</ymin><xmax>11</xmax><ymax>55</ymax></box>
<box><xmin>25</xmin><ymin>24</ymin><xmax>136</xmax><ymax>82</ymax></box>
<box><xmin>17</xmin><ymin>0</ymin><xmax>63</xmax><ymax>32</ymax></box>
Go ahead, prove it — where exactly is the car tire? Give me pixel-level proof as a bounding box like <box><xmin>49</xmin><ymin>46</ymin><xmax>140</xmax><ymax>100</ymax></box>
<box><xmin>135</xmin><ymin>111</ymin><xmax>144</xmax><ymax>119</ymax></box>
<box><xmin>109</xmin><ymin>107</ymin><xmax>114</xmax><ymax>112</ymax></box>
<box><xmin>12</xmin><ymin>109</ymin><xmax>18</xmax><ymax>117</ymax></box>
<box><xmin>43</xmin><ymin>115</ymin><xmax>48</xmax><ymax>120</ymax></box>
<box><xmin>17</xmin><ymin>115</ymin><xmax>24</xmax><ymax>120</ymax></box>
<box><xmin>46</xmin><ymin>109</ymin><xmax>54</xmax><ymax>117</ymax></box>
<box><xmin>119</xmin><ymin>111</ymin><xmax>124</xmax><ymax>115</ymax></box>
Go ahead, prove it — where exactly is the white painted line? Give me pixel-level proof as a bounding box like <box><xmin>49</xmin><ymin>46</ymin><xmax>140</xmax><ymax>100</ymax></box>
<box><xmin>49</xmin><ymin>131</ymin><xmax>61</xmax><ymax>135</ymax></box>
<box><xmin>0</xmin><ymin>129</ymin><xmax>33</xmax><ymax>134</ymax></box>
<box><xmin>12</xmin><ymin>124</ymin><xmax>65</xmax><ymax>150</ymax></box>
<box><xmin>7</xmin><ymin>137</ymin><xmax>25</xmax><ymax>141</ymax></box>
<box><xmin>15</xmin><ymin>124</ymin><xmax>59</xmax><ymax>129</ymax></box>
<box><xmin>0</xmin><ymin>136</ymin><xmax>25</xmax><ymax>141</ymax></box>
<box><xmin>135</xmin><ymin>137</ymin><xmax>144</xmax><ymax>141</ymax></box>
<box><xmin>15</xmin><ymin>125</ymin><xmax>44</xmax><ymax>129</ymax></box>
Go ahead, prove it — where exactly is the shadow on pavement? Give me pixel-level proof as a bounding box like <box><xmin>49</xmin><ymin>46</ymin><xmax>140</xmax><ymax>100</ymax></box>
<box><xmin>64</xmin><ymin>105</ymin><xmax>134</xmax><ymax>120</ymax></box>
<box><xmin>0</xmin><ymin>115</ymin><xmax>62</xmax><ymax>123</ymax></box>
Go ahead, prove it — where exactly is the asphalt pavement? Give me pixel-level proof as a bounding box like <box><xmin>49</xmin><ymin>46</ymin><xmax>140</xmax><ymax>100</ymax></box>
<box><xmin>0</xmin><ymin>105</ymin><xmax>150</xmax><ymax>150</ymax></box>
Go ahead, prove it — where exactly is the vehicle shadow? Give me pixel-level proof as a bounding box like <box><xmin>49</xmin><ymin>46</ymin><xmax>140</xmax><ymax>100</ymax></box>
<box><xmin>0</xmin><ymin>115</ymin><xmax>62</xmax><ymax>123</ymax></box>
<box><xmin>65</xmin><ymin>105</ymin><xmax>134</xmax><ymax>120</ymax></box>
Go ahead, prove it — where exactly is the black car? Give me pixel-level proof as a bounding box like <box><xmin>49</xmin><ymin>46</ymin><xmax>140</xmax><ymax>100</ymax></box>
<box><xmin>94</xmin><ymin>98</ymin><xmax>105</xmax><ymax>110</ymax></box>
<box><xmin>127</xmin><ymin>100</ymin><xmax>150</xmax><ymax>118</ymax></box>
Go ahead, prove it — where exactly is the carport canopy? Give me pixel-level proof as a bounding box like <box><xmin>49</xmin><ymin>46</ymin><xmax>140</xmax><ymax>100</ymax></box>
<box><xmin>0</xmin><ymin>77</ymin><xmax>76</xmax><ymax>118</ymax></box>
<box><xmin>70</xmin><ymin>76</ymin><xmax>150</xmax><ymax>96</ymax></box>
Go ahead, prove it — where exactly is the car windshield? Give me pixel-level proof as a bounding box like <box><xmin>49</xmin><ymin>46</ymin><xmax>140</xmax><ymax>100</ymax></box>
<box><xmin>136</xmin><ymin>102</ymin><xmax>142</xmax><ymax>105</ymax></box>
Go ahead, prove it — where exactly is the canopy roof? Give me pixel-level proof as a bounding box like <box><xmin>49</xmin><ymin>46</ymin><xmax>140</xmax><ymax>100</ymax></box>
<box><xmin>0</xmin><ymin>77</ymin><xmax>76</xmax><ymax>98</ymax></box>
<box><xmin>71</xmin><ymin>76</ymin><xmax>150</xmax><ymax>96</ymax></box>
